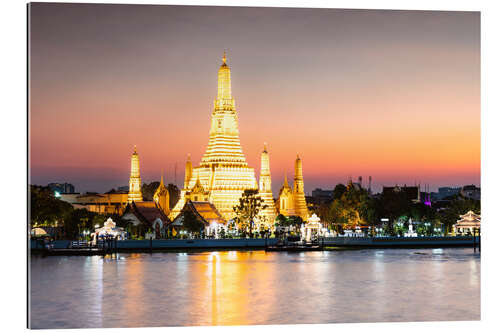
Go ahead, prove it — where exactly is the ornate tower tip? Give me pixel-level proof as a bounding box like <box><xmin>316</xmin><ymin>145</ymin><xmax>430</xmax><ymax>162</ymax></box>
<box><xmin>133</xmin><ymin>145</ymin><xmax>137</xmax><ymax>153</ymax></box>
<box><xmin>263</xmin><ymin>142</ymin><xmax>268</xmax><ymax>152</ymax></box>
<box><xmin>222</xmin><ymin>50</ymin><xmax>227</xmax><ymax>64</ymax></box>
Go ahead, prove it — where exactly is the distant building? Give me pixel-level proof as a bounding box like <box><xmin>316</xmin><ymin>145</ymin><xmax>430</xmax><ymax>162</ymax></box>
<box><xmin>48</xmin><ymin>182</ymin><xmax>75</xmax><ymax>194</ymax></box>
<box><xmin>460</xmin><ymin>185</ymin><xmax>480</xmax><ymax>201</ymax></box>
<box><xmin>429</xmin><ymin>192</ymin><xmax>440</xmax><ymax>201</ymax></box>
<box><xmin>437</xmin><ymin>187</ymin><xmax>461</xmax><ymax>200</ymax></box>
<box><xmin>312</xmin><ymin>188</ymin><xmax>333</xmax><ymax>198</ymax></box>
<box><xmin>117</xmin><ymin>186</ymin><xmax>129</xmax><ymax>192</ymax></box>
<box><xmin>382</xmin><ymin>185</ymin><xmax>420</xmax><ymax>203</ymax></box>
<box><xmin>59</xmin><ymin>191</ymin><xmax>129</xmax><ymax>215</ymax></box>
<box><xmin>310</xmin><ymin>188</ymin><xmax>333</xmax><ymax>206</ymax></box>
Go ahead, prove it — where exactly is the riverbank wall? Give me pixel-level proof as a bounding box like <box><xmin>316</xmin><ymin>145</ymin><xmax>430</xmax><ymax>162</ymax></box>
<box><xmin>323</xmin><ymin>236</ymin><xmax>475</xmax><ymax>248</ymax></box>
<box><xmin>30</xmin><ymin>236</ymin><xmax>477</xmax><ymax>254</ymax></box>
<box><xmin>30</xmin><ymin>238</ymin><xmax>278</xmax><ymax>252</ymax></box>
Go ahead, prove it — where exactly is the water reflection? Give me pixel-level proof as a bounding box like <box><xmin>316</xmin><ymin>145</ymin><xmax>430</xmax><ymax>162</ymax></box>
<box><xmin>30</xmin><ymin>248</ymin><xmax>480</xmax><ymax>329</ymax></box>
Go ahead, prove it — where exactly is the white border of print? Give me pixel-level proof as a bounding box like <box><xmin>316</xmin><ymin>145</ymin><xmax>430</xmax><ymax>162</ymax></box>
<box><xmin>2</xmin><ymin>1</ymin><xmax>499</xmax><ymax>333</ymax></box>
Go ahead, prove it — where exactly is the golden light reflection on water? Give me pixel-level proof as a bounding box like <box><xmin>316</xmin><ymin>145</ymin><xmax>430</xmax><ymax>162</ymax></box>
<box><xmin>185</xmin><ymin>251</ymin><xmax>277</xmax><ymax>326</ymax></box>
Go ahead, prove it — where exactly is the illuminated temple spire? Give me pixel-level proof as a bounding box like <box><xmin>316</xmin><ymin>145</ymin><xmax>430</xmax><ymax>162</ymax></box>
<box><xmin>171</xmin><ymin>53</ymin><xmax>258</xmax><ymax>221</ymax></box>
<box><xmin>283</xmin><ymin>172</ymin><xmax>289</xmax><ymax>188</ymax></box>
<box><xmin>184</xmin><ymin>154</ymin><xmax>193</xmax><ymax>189</ymax></box>
<box><xmin>217</xmin><ymin>50</ymin><xmax>231</xmax><ymax>101</ymax></box>
<box><xmin>128</xmin><ymin>145</ymin><xmax>143</xmax><ymax>203</ymax></box>
<box><xmin>293</xmin><ymin>154</ymin><xmax>308</xmax><ymax>220</ymax></box>
<box><xmin>202</xmin><ymin>51</ymin><xmax>247</xmax><ymax>165</ymax></box>
<box><xmin>258</xmin><ymin>143</ymin><xmax>277</xmax><ymax>223</ymax></box>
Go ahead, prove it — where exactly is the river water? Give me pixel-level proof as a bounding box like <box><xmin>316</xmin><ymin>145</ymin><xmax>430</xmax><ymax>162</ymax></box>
<box><xmin>29</xmin><ymin>248</ymin><xmax>480</xmax><ymax>329</ymax></box>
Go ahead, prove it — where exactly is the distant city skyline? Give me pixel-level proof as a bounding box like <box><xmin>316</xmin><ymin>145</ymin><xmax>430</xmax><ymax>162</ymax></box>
<box><xmin>35</xmin><ymin>177</ymin><xmax>479</xmax><ymax>197</ymax></box>
<box><xmin>29</xmin><ymin>4</ymin><xmax>480</xmax><ymax>196</ymax></box>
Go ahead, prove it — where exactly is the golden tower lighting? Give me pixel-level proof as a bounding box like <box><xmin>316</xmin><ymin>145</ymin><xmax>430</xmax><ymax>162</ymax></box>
<box><xmin>278</xmin><ymin>172</ymin><xmax>295</xmax><ymax>216</ymax></box>
<box><xmin>153</xmin><ymin>171</ymin><xmax>170</xmax><ymax>216</ymax></box>
<box><xmin>127</xmin><ymin>145</ymin><xmax>143</xmax><ymax>203</ymax></box>
<box><xmin>171</xmin><ymin>52</ymin><xmax>258</xmax><ymax>220</ymax></box>
<box><xmin>293</xmin><ymin>154</ymin><xmax>308</xmax><ymax>220</ymax></box>
<box><xmin>258</xmin><ymin>143</ymin><xmax>277</xmax><ymax>225</ymax></box>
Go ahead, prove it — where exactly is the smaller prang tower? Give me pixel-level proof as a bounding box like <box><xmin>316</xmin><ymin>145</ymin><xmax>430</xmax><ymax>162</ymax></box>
<box><xmin>184</xmin><ymin>154</ymin><xmax>193</xmax><ymax>189</ymax></box>
<box><xmin>292</xmin><ymin>154</ymin><xmax>308</xmax><ymax>220</ymax></box>
<box><xmin>258</xmin><ymin>143</ymin><xmax>277</xmax><ymax>225</ymax></box>
<box><xmin>127</xmin><ymin>145</ymin><xmax>143</xmax><ymax>203</ymax></box>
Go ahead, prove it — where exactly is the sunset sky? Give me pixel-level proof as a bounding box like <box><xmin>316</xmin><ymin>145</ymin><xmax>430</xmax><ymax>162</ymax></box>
<box><xmin>29</xmin><ymin>3</ymin><xmax>480</xmax><ymax>195</ymax></box>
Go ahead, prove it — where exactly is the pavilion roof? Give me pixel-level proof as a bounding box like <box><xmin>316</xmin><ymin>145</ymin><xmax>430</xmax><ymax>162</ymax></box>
<box><xmin>173</xmin><ymin>201</ymin><xmax>226</xmax><ymax>226</ymax></box>
<box><xmin>457</xmin><ymin>210</ymin><xmax>481</xmax><ymax>223</ymax></box>
<box><xmin>123</xmin><ymin>201</ymin><xmax>172</xmax><ymax>227</ymax></box>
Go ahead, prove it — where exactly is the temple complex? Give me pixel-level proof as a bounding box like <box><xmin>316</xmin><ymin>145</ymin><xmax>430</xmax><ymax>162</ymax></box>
<box><xmin>127</xmin><ymin>146</ymin><xmax>143</xmax><ymax>203</ymax></box>
<box><xmin>169</xmin><ymin>53</ymin><xmax>309</xmax><ymax>227</ymax></box>
<box><xmin>170</xmin><ymin>52</ymin><xmax>258</xmax><ymax>220</ymax></box>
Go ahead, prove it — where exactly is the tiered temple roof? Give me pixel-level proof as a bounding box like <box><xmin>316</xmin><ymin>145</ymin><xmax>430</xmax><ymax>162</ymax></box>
<box><xmin>455</xmin><ymin>210</ymin><xmax>481</xmax><ymax>228</ymax></box>
<box><xmin>122</xmin><ymin>201</ymin><xmax>171</xmax><ymax>227</ymax></box>
<box><xmin>172</xmin><ymin>200</ymin><xmax>226</xmax><ymax>227</ymax></box>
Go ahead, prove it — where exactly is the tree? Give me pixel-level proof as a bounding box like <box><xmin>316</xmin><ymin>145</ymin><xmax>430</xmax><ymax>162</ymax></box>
<box><xmin>29</xmin><ymin>185</ymin><xmax>73</xmax><ymax>227</ymax></box>
<box><xmin>182</xmin><ymin>210</ymin><xmax>204</xmax><ymax>236</ymax></box>
<box><xmin>288</xmin><ymin>216</ymin><xmax>304</xmax><ymax>228</ymax></box>
<box><xmin>92</xmin><ymin>215</ymin><xmax>107</xmax><ymax>228</ymax></box>
<box><xmin>327</xmin><ymin>183</ymin><xmax>371</xmax><ymax>228</ymax></box>
<box><xmin>316</xmin><ymin>202</ymin><xmax>331</xmax><ymax>223</ymax></box>
<box><xmin>141</xmin><ymin>182</ymin><xmax>160</xmax><ymax>201</ymax></box>
<box><xmin>275</xmin><ymin>214</ymin><xmax>289</xmax><ymax>227</ymax></box>
<box><xmin>393</xmin><ymin>223</ymin><xmax>406</xmax><ymax>237</ymax></box>
<box><xmin>233</xmin><ymin>189</ymin><xmax>266</xmax><ymax>234</ymax></box>
<box><xmin>64</xmin><ymin>208</ymin><xmax>97</xmax><ymax>239</ymax></box>
<box><xmin>380</xmin><ymin>190</ymin><xmax>411</xmax><ymax>224</ymax></box>
<box><xmin>167</xmin><ymin>183</ymin><xmax>180</xmax><ymax>209</ymax></box>
<box><xmin>364</xmin><ymin>195</ymin><xmax>383</xmax><ymax>226</ymax></box>
<box><xmin>383</xmin><ymin>223</ymin><xmax>395</xmax><ymax>236</ymax></box>
<box><xmin>333</xmin><ymin>184</ymin><xmax>347</xmax><ymax>200</ymax></box>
